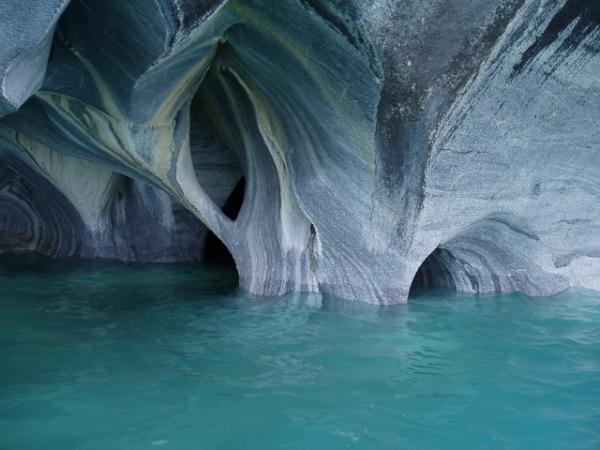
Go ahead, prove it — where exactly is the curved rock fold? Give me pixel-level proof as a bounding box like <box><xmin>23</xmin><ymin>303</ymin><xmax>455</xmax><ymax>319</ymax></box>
<box><xmin>0</xmin><ymin>0</ymin><xmax>598</xmax><ymax>304</ymax></box>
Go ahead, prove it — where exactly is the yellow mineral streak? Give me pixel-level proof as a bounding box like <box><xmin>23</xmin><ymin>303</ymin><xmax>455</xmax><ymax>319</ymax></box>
<box><xmin>15</xmin><ymin>133</ymin><xmax>117</xmax><ymax>232</ymax></box>
<box><xmin>148</xmin><ymin>50</ymin><xmax>216</xmax><ymax>127</ymax></box>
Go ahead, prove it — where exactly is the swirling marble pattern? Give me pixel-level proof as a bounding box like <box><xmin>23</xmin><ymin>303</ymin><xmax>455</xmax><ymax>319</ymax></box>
<box><xmin>0</xmin><ymin>0</ymin><xmax>598</xmax><ymax>303</ymax></box>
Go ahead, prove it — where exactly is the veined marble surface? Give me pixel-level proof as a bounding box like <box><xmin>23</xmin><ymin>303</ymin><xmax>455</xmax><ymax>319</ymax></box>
<box><xmin>0</xmin><ymin>0</ymin><xmax>598</xmax><ymax>303</ymax></box>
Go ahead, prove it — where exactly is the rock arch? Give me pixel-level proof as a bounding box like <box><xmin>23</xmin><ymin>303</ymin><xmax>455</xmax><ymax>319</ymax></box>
<box><xmin>1</xmin><ymin>0</ymin><xmax>599</xmax><ymax>304</ymax></box>
<box><xmin>0</xmin><ymin>156</ymin><xmax>83</xmax><ymax>256</ymax></box>
<box><xmin>410</xmin><ymin>214</ymin><xmax>570</xmax><ymax>298</ymax></box>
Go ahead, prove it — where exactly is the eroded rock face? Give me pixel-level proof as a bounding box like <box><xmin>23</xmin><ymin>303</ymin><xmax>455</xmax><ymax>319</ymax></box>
<box><xmin>0</xmin><ymin>0</ymin><xmax>598</xmax><ymax>304</ymax></box>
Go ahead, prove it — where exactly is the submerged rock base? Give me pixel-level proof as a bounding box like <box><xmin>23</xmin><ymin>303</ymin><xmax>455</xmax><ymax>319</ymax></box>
<box><xmin>1</xmin><ymin>0</ymin><xmax>599</xmax><ymax>303</ymax></box>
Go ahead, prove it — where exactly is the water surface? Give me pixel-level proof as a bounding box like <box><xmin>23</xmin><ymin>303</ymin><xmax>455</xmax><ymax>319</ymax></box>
<box><xmin>1</xmin><ymin>255</ymin><xmax>599</xmax><ymax>449</ymax></box>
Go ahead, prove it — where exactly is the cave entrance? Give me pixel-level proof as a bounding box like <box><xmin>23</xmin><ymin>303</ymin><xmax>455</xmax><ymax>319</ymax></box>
<box><xmin>0</xmin><ymin>160</ymin><xmax>81</xmax><ymax>257</ymax></box>
<box><xmin>409</xmin><ymin>248</ymin><xmax>458</xmax><ymax>298</ymax></box>
<box><xmin>202</xmin><ymin>177</ymin><xmax>245</xmax><ymax>267</ymax></box>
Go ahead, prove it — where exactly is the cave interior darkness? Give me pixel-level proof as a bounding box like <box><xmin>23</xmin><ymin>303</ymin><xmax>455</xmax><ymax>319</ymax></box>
<box><xmin>202</xmin><ymin>178</ymin><xmax>245</xmax><ymax>267</ymax></box>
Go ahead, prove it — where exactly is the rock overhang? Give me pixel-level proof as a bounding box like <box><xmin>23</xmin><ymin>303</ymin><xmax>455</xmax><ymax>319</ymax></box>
<box><xmin>0</xmin><ymin>0</ymin><xmax>598</xmax><ymax>304</ymax></box>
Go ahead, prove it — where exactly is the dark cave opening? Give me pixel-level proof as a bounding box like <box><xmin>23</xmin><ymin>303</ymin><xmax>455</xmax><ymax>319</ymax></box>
<box><xmin>0</xmin><ymin>202</ymin><xmax>34</xmax><ymax>252</ymax></box>
<box><xmin>202</xmin><ymin>178</ymin><xmax>245</xmax><ymax>267</ymax></box>
<box><xmin>0</xmin><ymin>160</ymin><xmax>82</xmax><ymax>257</ymax></box>
<box><xmin>409</xmin><ymin>248</ymin><xmax>457</xmax><ymax>297</ymax></box>
<box><xmin>222</xmin><ymin>177</ymin><xmax>246</xmax><ymax>221</ymax></box>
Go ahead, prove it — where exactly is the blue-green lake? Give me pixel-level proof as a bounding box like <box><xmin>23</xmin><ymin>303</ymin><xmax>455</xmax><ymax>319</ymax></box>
<box><xmin>1</xmin><ymin>255</ymin><xmax>599</xmax><ymax>449</ymax></box>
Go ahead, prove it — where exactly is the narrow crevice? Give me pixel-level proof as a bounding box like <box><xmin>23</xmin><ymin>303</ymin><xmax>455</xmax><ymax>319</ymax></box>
<box><xmin>202</xmin><ymin>177</ymin><xmax>245</xmax><ymax>266</ymax></box>
<box><xmin>307</xmin><ymin>223</ymin><xmax>319</xmax><ymax>283</ymax></box>
<box><xmin>221</xmin><ymin>177</ymin><xmax>245</xmax><ymax>220</ymax></box>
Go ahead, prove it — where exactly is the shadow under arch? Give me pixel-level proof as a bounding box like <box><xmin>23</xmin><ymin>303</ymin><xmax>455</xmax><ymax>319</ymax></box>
<box><xmin>0</xmin><ymin>157</ymin><xmax>84</xmax><ymax>257</ymax></box>
<box><xmin>409</xmin><ymin>248</ymin><xmax>461</xmax><ymax>298</ymax></box>
<box><xmin>409</xmin><ymin>213</ymin><xmax>570</xmax><ymax>299</ymax></box>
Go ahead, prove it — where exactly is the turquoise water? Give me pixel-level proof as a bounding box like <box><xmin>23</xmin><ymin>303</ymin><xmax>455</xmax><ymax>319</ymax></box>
<box><xmin>1</xmin><ymin>255</ymin><xmax>599</xmax><ymax>450</ymax></box>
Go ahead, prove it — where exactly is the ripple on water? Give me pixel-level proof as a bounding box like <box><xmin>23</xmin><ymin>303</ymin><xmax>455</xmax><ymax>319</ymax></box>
<box><xmin>0</xmin><ymin>254</ymin><xmax>600</xmax><ymax>449</ymax></box>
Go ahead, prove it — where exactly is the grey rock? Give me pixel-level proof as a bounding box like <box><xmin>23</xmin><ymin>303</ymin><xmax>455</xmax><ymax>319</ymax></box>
<box><xmin>0</xmin><ymin>0</ymin><xmax>598</xmax><ymax>303</ymax></box>
<box><xmin>0</xmin><ymin>0</ymin><xmax>71</xmax><ymax>115</ymax></box>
